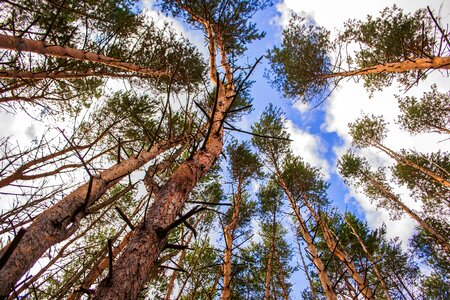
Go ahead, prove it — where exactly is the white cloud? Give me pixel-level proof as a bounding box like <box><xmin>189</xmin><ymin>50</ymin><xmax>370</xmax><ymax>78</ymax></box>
<box><xmin>276</xmin><ymin>0</ymin><xmax>450</xmax><ymax>244</ymax></box>
<box><xmin>284</xmin><ymin>119</ymin><xmax>331</xmax><ymax>179</ymax></box>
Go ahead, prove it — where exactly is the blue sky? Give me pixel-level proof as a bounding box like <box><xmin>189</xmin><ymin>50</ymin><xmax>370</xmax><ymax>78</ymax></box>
<box><xmin>0</xmin><ymin>0</ymin><xmax>448</xmax><ymax>297</ymax></box>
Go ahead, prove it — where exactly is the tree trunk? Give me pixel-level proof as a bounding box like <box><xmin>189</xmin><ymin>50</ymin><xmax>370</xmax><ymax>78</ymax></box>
<box><xmin>220</xmin><ymin>180</ymin><xmax>243</xmax><ymax>300</ymax></box>
<box><xmin>376</xmin><ymin>143</ymin><xmax>450</xmax><ymax>188</ymax></box>
<box><xmin>342</xmin><ymin>215</ymin><xmax>392</xmax><ymax>300</ymax></box>
<box><xmin>0</xmin><ymin>135</ymin><xmax>191</xmax><ymax>298</ymax></box>
<box><xmin>0</xmin><ymin>70</ymin><xmax>150</xmax><ymax>81</ymax></box>
<box><xmin>91</xmin><ymin>66</ymin><xmax>234</xmax><ymax>300</ymax></box>
<box><xmin>319</xmin><ymin>57</ymin><xmax>450</xmax><ymax>79</ymax></box>
<box><xmin>0</xmin><ymin>34</ymin><xmax>171</xmax><ymax>78</ymax></box>
<box><xmin>303</xmin><ymin>199</ymin><xmax>375</xmax><ymax>300</ymax></box>
<box><xmin>164</xmin><ymin>215</ymin><xmax>203</xmax><ymax>300</ymax></box>
<box><xmin>362</xmin><ymin>171</ymin><xmax>450</xmax><ymax>253</ymax></box>
<box><xmin>275</xmin><ymin>172</ymin><xmax>337</xmax><ymax>300</ymax></box>
<box><xmin>297</xmin><ymin>238</ymin><xmax>317</xmax><ymax>300</ymax></box>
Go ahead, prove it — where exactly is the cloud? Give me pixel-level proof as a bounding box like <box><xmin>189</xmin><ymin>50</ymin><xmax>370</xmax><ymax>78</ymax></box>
<box><xmin>275</xmin><ymin>0</ymin><xmax>450</xmax><ymax>244</ymax></box>
<box><xmin>284</xmin><ymin>120</ymin><xmax>331</xmax><ymax>179</ymax></box>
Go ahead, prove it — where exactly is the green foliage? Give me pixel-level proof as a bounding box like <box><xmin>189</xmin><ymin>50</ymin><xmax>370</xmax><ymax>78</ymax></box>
<box><xmin>392</xmin><ymin>150</ymin><xmax>450</xmax><ymax>208</ymax></box>
<box><xmin>420</xmin><ymin>272</ymin><xmax>450</xmax><ymax>300</ymax></box>
<box><xmin>397</xmin><ymin>84</ymin><xmax>450</xmax><ymax>134</ymax></box>
<box><xmin>267</xmin><ymin>14</ymin><xmax>332</xmax><ymax>101</ymax></box>
<box><xmin>160</xmin><ymin>0</ymin><xmax>272</xmax><ymax>56</ymax></box>
<box><xmin>339</xmin><ymin>5</ymin><xmax>433</xmax><ymax>91</ymax></box>
<box><xmin>251</xmin><ymin>104</ymin><xmax>290</xmax><ymax>167</ymax></box>
<box><xmin>348</xmin><ymin>114</ymin><xmax>388</xmax><ymax>148</ymax></box>
<box><xmin>338</xmin><ymin>152</ymin><xmax>404</xmax><ymax>218</ymax></box>
<box><xmin>226</xmin><ymin>140</ymin><xmax>263</xmax><ymax>184</ymax></box>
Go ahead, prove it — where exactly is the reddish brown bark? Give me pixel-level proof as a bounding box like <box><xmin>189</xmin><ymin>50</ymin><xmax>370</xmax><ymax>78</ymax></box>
<box><xmin>361</xmin><ymin>171</ymin><xmax>450</xmax><ymax>253</ymax></box>
<box><xmin>0</xmin><ymin>135</ymin><xmax>192</xmax><ymax>297</ymax></box>
<box><xmin>91</xmin><ymin>11</ymin><xmax>236</xmax><ymax>298</ymax></box>
<box><xmin>0</xmin><ymin>34</ymin><xmax>171</xmax><ymax>78</ymax></box>
<box><xmin>342</xmin><ymin>215</ymin><xmax>392</xmax><ymax>300</ymax></box>
<box><xmin>0</xmin><ymin>70</ymin><xmax>149</xmax><ymax>81</ymax></box>
<box><xmin>303</xmin><ymin>200</ymin><xmax>375</xmax><ymax>300</ymax></box>
<box><xmin>276</xmin><ymin>173</ymin><xmax>337</xmax><ymax>300</ymax></box>
<box><xmin>319</xmin><ymin>57</ymin><xmax>450</xmax><ymax>79</ymax></box>
<box><xmin>220</xmin><ymin>180</ymin><xmax>243</xmax><ymax>300</ymax></box>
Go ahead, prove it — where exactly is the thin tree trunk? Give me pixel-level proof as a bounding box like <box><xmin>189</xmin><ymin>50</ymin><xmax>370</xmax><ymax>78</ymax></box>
<box><xmin>342</xmin><ymin>215</ymin><xmax>392</xmax><ymax>300</ymax></box>
<box><xmin>319</xmin><ymin>57</ymin><xmax>450</xmax><ymax>79</ymax></box>
<box><xmin>264</xmin><ymin>210</ymin><xmax>277</xmax><ymax>300</ymax></box>
<box><xmin>220</xmin><ymin>180</ymin><xmax>243</xmax><ymax>300</ymax></box>
<box><xmin>297</xmin><ymin>238</ymin><xmax>317</xmax><ymax>300</ymax></box>
<box><xmin>362</xmin><ymin>171</ymin><xmax>450</xmax><ymax>253</ymax></box>
<box><xmin>0</xmin><ymin>70</ymin><xmax>151</xmax><ymax>81</ymax></box>
<box><xmin>275</xmin><ymin>171</ymin><xmax>337</xmax><ymax>300</ymax></box>
<box><xmin>0</xmin><ymin>135</ymin><xmax>192</xmax><ymax>297</ymax></box>
<box><xmin>0</xmin><ymin>34</ymin><xmax>171</xmax><ymax>78</ymax></box>
<box><xmin>164</xmin><ymin>215</ymin><xmax>203</xmax><ymax>300</ymax></box>
<box><xmin>376</xmin><ymin>143</ymin><xmax>450</xmax><ymax>188</ymax></box>
<box><xmin>303</xmin><ymin>200</ymin><xmax>375</xmax><ymax>300</ymax></box>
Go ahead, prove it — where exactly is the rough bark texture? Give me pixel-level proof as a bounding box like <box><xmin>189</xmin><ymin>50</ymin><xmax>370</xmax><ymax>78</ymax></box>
<box><xmin>0</xmin><ymin>136</ymin><xmax>190</xmax><ymax>297</ymax></box>
<box><xmin>220</xmin><ymin>180</ymin><xmax>243</xmax><ymax>300</ymax></box>
<box><xmin>320</xmin><ymin>56</ymin><xmax>450</xmax><ymax>79</ymax></box>
<box><xmin>91</xmin><ymin>7</ymin><xmax>236</xmax><ymax>296</ymax></box>
<box><xmin>0</xmin><ymin>34</ymin><xmax>171</xmax><ymax>78</ymax></box>
<box><xmin>276</xmin><ymin>173</ymin><xmax>337</xmax><ymax>300</ymax></box>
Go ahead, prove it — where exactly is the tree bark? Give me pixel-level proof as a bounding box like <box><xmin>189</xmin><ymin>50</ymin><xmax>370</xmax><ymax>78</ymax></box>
<box><xmin>319</xmin><ymin>57</ymin><xmax>450</xmax><ymax>79</ymax></box>
<box><xmin>275</xmin><ymin>171</ymin><xmax>337</xmax><ymax>300</ymax></box>
<box><xmin>91</xmin><ymin>35</ymin><xmax>235</xmax><ymax>300</ymax></box>
<box><xmin>220</xmin><ymin>180</ymin><xmax>243</xmax><ymax>300</ymax></box>
<box><xmin>342</xmin><ymin>215</ymin><xmax>392</xmax><ymax>300</ymax></box>
<box><xmin>0</xmin><ymin>34</ymin><xmax>171</xmax><ymax>78</ymax></box>
<box><xmin>362</xmin><ymin>171</ymin><xmax>450</xmax><ymax>253</ymax></box>
<box><xmin>303</xmin><ymin>199</ymin><xmax>375</xmax><ymax>300</ymax></box>
<box><xmin>0</xmin><ymin>135</ymin><xmax>192</xmax><ymax>297</ymax></box>
<box><xmin>0</xmin><ymin>70</ymin><xmax>151</xmax><ymax>81</ymax></box>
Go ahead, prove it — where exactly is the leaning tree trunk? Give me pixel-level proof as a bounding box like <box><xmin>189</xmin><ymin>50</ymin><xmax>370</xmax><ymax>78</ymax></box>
<box><xmin>0</xmin><ymin>135</ymin><xmax>193</xmax><ymax>297</ymax></box>
<box><xmin>361</xmin><ymin>171</ymin><xmax>450</xmax><ymax>253</ymax></box>
<box><xmin>0</xmin><ymin>70</ymin><xmax>150</xmax><ymax>81</ymax></box>
<box><xmin>303</xmin><ymin>199</ymin><xmax>375</xmax><ymax>300</ymax></box>
<box><xmin>0</xmin><ymin>34</ymin><xmax>171</xmax><ymax>78</ymax></box>
<box><xmin>275</xmin><ymin>172</ymin><xmax>337</xmax><ymax>300</ymax></box>
<box><xmin>342</xmin><ymin>215</ymin><xmax>393</xmax><ymax>300</ymax></box>
<box><xmin>319</xmin><ymin>56</ymin><xmax>450</xmax><ymax>79</ymax></box>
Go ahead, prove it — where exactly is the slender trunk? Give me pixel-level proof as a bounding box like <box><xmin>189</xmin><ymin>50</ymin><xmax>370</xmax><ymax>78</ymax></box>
<box><xmin>303</xmin><ymin>199</ymin><xmax>375</xmax><ymax>300</ymax></box>
<box><xmin>274</xmin><ymin>252</ymin><xmax>289</xmax><ymax>300</ymax></box>
<box><xmin>363</xmin><ymin>172</ymin><xmax>450</xmax><ymax>253</ymax></box>
<box><xmin>275</xmin><ymin>171</ymin><xmax>337</xmax><ymax>300</ymax></box>
<box><xmin>342</xmin><ymin>216</ymin><xmax>393</xmax><ymax>300</ymax></box>
<box><xmin>0</xmin><ymin>34</ymin><xmax>171</xmax><ymax>78</ymax></box>
<box><xmin>376</xmin><ymin>143</ymin><xmax>450</xmax><ymax>188</ymax></box>
<box><xmin>297</xmin><ymin>238</ymin><xmax>317</xmax><ymax>300</ymax></box>
<box><xmin>0</xmin><ymin>135</ymin><xmax>191</xmax><ymax>297</ymax></box>
<box><xmin>319</xmin><ymin>57</ymin><xmax>450</xmax><ymax>79</ymax></box>
<box><xmin>264</xmin><ymin>205</ymin><xmax>277</xmax><ymax>300</ymax></box>
<box><xmin>164</xmin><ymin>215</ymin><xmax>203</xmax><ymax>300</ymax></box>
<box><xmin>220</xmin><ymin>180</ymin><xmax>243</xmax><ymax>300</ymax></box>
<box><xmin>0</xmin><ymin>70</ymin><xmax>151</xmax><ymax>81</ymax></box>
